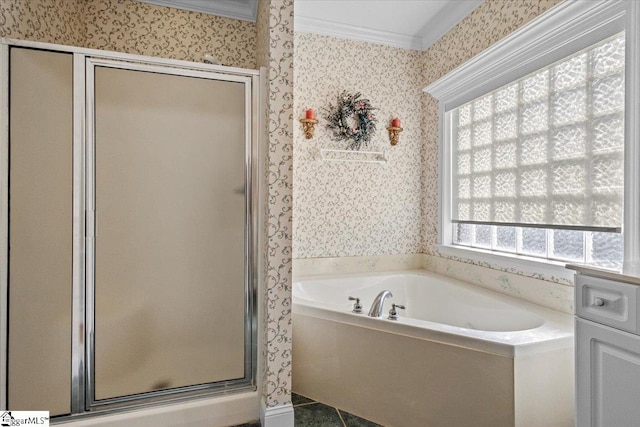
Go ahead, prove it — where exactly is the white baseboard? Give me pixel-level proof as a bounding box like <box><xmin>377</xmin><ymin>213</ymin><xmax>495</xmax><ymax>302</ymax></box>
<box><xmin>260</xmin><ymin>401</ymin><xmax>294</xmax><ymax>427</ymax></box>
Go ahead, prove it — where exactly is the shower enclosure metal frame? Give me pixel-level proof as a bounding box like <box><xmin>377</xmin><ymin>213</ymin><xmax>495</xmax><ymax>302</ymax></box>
<box><xmin>0</xmin><ymin>38</ymin><xmax>261</xmax><ymax>419</ymax></box>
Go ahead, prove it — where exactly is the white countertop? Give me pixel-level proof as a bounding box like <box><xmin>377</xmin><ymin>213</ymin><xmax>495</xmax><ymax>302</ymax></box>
<box><xmin>566</xmin><ymin>262</ymin><xmax>640</xmax><ymax>285</ymax></box>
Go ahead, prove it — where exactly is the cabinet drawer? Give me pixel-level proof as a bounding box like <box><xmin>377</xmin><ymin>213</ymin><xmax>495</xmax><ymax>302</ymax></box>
<box><xmin>576</xmin><ymin>274</ymin><xmax>640</xmax><ymax>333</ymax></box>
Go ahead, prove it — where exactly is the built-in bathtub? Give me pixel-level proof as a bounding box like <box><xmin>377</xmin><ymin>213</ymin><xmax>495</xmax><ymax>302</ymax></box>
<box><xmin>292</xmin><ymin>270</ymin><xmax>574</xmax><ymax>427</ymax></box>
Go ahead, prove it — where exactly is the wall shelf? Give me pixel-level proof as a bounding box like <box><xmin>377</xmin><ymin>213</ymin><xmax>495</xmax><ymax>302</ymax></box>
<box><xmin>318</xmin><ymin>148</ymin><xmax>387</xmax><ymax>164</ymax></box>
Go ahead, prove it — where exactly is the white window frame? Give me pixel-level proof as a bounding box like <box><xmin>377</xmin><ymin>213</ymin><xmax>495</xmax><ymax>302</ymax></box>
<box><xmin>424</xmin><ymin>0</ymin><xmax>640</xmax><ymax>279</ymax></box>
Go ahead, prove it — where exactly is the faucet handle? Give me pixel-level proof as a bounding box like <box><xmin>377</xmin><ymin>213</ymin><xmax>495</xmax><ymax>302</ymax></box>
<box><xmin>388</xmin><ymin>303</ymin><xmax>405</xmax><ymax>321</ymax></box>
<box><xmin>348</xmin><ymin>296</ymin><xmax>363</xmax><ymax>314</ymax></box>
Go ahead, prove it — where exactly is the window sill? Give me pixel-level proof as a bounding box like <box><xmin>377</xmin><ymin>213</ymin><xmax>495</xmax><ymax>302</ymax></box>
<box><xmin>436</xmin><ymin>244</ymin><xmax>576</xmax><ymax>284</ymax></box>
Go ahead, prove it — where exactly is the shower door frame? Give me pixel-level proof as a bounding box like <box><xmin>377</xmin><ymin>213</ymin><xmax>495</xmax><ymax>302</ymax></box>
<box><xmin>0</xmin><ymin>39</ymin><xmax>262</xmax><ymax>418</ymax></box>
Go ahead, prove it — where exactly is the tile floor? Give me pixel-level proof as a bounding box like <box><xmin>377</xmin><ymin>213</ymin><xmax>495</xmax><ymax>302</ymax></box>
<box><xmin>232</xmin><ymin>393</ymin><xmax>383</xmax><ymax>427</ymax></box>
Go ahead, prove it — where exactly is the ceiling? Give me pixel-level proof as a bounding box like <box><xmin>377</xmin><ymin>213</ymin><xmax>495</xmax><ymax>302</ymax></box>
<box><xmin>294</xmin><ymin>0</ymin><xmax>483</xmax><ymax>50</ymax></box>
<box><xmin>136</xmin><ymin>0</ymin><xmax>482</xmax><ymax>51</ymax></box>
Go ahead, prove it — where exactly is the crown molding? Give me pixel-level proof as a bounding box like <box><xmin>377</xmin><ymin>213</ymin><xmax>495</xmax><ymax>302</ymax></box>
<box><xmin>135</xmin><ymin>0</ymin><xmax>258</xmax><ymax>22</ymax></box>
<box><xmin>424</xmin><ymin>0</ymin><xmax>627</xmax><ymax>108</ymax></box>
<box><xmin>294</xmin><ymin>16</ymin><xmax>423</xmax><ymax>51</ymax></box>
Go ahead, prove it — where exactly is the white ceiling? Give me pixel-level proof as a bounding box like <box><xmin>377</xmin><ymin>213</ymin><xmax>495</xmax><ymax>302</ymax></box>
<box><xmin>294</xmin><ymin>0</ymin><xmax>483</xmax><ymax>50</ymax></box>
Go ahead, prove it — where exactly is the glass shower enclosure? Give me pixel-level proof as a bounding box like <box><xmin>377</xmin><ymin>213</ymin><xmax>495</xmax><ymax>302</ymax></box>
<box><xmin>2</xmin><ymin>43</ymin><xmax>259</xmax><ymax>418</ymax></box>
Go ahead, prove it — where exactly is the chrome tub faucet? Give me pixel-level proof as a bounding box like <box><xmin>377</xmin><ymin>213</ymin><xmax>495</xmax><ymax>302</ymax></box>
<box><xmin>368</xmin><ymin>290</ymin><xmax>393</xmax><ymax>317</ymax></box>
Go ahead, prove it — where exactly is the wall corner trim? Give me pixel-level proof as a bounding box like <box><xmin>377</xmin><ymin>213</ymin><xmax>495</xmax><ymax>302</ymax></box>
<box><xmin>260</xmin><ymin>400</ymin><xmax>294</xmax><ymax>427</ymax></box>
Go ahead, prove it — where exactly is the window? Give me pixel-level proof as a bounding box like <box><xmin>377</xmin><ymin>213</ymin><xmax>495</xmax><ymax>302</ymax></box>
<box><xmin>451</xmin><ymin>33</ymin><xmax>625</xmax><ymax>265</ymax></box>
<box><xmin>425</xmin><ymin>1</ymin><xmax>640</xmax><ymax>271</ymax></box>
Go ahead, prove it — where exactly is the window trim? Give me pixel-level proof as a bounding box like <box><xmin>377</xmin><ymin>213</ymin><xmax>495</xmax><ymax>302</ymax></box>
<box><xmin>425</xmin><ymin>0</ymin><xmax>640</xmax><ymax>270</ymax></box>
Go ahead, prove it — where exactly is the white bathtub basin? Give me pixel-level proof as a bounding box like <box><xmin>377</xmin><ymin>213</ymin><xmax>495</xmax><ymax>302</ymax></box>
<box><xmin>293</xmin><ymin>270</ymin><xmax>573</xmax><ymax>357</ymax></box>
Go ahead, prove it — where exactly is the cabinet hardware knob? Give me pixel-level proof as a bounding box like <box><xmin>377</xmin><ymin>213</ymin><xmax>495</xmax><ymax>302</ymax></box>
<box><xmin>594</xmin><ymin>298</ymin><xmax>605</xmax><ymax>307</ymax></box>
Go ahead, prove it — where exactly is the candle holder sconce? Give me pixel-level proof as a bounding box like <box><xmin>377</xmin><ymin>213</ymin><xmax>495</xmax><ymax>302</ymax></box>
<box><xmin>387</xmin><ymin>126</ymin><xmax>403</xmax><ymax>146</ymax></box>
<box><xmin>300</xmin><ymin>118</ymin><xmax>318</xmax><ymax>139</ymax></box>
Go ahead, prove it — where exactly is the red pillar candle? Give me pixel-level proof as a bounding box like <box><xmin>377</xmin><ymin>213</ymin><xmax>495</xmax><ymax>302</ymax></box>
<box><xmin>305</xmin><ymin>109</ymin><xmax>316</xmax><ymax>119</ymax></box>
<box><xmin>391</xmin><ymin>117</ymin><xmax>401</xmax><ymax>128</ymax></box>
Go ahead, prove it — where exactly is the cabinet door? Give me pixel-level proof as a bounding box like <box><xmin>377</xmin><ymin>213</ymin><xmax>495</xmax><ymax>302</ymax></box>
<box><xmin>576</xmin><ymin>318</ymin><xmax>640</xmax><ymax>427</ymax></box>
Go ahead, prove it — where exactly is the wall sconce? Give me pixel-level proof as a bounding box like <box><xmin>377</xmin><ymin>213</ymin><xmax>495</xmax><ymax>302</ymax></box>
<box><xmin>300</xmin><ymin>109</ymin><xmax>318</xmax><ymax>139</ymax></box>
<box><xmin>387</xmin><ymin>117</ymin><xmax>403</xmax><ymax>146</ymax></box>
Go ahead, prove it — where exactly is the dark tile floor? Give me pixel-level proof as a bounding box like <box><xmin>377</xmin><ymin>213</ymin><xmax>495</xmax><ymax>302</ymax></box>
<box><xmin>231</xmin><ymin>393</ymin><xmax>383</xmax><ymax>427</ymax></box>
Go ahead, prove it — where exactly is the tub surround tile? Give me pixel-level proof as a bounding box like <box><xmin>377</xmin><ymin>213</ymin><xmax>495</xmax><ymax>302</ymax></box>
<box><xmin>428</xmin><ymin>253</ymin><xmax>574</xmax><ymax>286</ymax></box>
<box><xmin>293</xmin><ymin>254</ymin><xmax>574</xmax><ymax>314</ymax></box>
<box><xmin>293</xmin><ymin>254</ymin><xmax>423</xmax><ymax>277</ymax></box>
<box><xmin>423</xmin><ymin>255</ymin><xmax>574</xmax><ymax>314</ymax></box>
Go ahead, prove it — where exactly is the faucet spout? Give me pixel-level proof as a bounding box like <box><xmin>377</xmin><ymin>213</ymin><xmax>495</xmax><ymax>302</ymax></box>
<box><xmin>368</xmin><ymin>290</ymin><xmax>393</xmax><ymax>317</ymax></box>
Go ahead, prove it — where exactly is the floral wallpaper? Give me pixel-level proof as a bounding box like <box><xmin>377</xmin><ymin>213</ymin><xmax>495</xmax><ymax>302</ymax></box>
<box><xmin>293</xmin><ymin>33</ymin><xmax>425</xmax><ymax>259</ymax></box>
<box><xmin>0</xmin><ymin>0</ymin><xmax>85</xmax><ymax>46</ymax></box>
<box><xmin>83</xmin><ymin>0</ymin><xmax>256</xmax><ymax>69</ymax></box>
<box><xmin>423</xmin><ymin>0</ymin><xmax>565</xmax><ymax>88</ymax></box>
<box><xmin>256</xmin><ymin>0</ymin><xmax>269</xmax><ymax>70</ymax></box>
<box><xmin>0</xmin><ymin>0</ymin><xmax>257</xmax><ymax>69</ymax></box>
<box><xmin>257</xmin><ymin>0</ymin><xmax>294</xmax><ymax>411</ymax></box>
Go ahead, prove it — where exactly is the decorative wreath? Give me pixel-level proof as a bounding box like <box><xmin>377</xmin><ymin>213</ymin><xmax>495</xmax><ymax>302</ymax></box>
<box><xmin>325</xmin><ymin>91</ymin><xmax>378</xmax><ymax>150</ymax></box>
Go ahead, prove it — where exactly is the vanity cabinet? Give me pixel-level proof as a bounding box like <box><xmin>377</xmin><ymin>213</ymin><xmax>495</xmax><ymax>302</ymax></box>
<box><xmin>575</xmin><ymin>273</ymin><xmax>640</xmax><ymax>427</ymax></box>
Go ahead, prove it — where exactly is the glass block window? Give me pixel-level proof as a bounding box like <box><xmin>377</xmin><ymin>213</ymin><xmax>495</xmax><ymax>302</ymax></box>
<box><xmin>452</xmin><ymin>33</ymin><xmax>625</xmax><ymax>232</ymax></box>
<box><xmin>453</xmin><ymin>223</ymin><xmax>623</xmax><ymax>265</ymax></box>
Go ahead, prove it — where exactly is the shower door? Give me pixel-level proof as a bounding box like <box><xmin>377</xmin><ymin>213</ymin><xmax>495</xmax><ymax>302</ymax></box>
<box><xmin>85</xmin><ymin>59</ymin><xmax>255</xmax><ymax>408</ymax></box>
